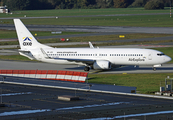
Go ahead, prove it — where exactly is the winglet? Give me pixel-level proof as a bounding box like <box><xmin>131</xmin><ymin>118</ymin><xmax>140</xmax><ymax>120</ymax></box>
<box><xmin>89</xmin><ymin>41</ymin><xmax>94</xmax><ymax>49</ymax></box>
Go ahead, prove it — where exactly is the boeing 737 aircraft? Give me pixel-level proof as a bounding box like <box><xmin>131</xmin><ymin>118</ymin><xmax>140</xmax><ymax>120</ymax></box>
<box><xmin>14</xmin><ymin>19</ymin><xmax>171</xmax><ymax>71</ymax></box>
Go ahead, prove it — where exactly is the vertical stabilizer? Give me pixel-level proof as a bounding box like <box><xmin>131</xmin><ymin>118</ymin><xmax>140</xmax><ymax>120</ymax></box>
<box><xmin>14</xmin><ymin>19</ymin><xmax>50</xmax><ymax>50</ymax></box>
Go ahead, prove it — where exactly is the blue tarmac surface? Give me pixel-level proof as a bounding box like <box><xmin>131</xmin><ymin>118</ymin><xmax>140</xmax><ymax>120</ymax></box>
<box><xmin>0</xmin><ymin>77</ymin><xmax>173</xmax><ymax>120</ymax></box>
<box><xmin>0</xmin><ymin>76</ymin><xmax>136</xmax><ymax>94</ymax></box>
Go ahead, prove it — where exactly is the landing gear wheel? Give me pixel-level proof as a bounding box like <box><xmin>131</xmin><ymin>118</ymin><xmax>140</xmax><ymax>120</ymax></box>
<box><xmin>153</xmin><ymin>67</ymin><xmax>156</xmax><ymax>71</ymax></box>
<box><xmin>84</xmin><ymin>66</ymin><xmax>90</xmax><ymax>71</ymax></box>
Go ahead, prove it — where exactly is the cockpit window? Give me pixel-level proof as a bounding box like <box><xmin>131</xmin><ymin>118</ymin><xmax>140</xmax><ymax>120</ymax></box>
<box><xmin>157</xmin><ymin>53</ymin><xmax>165</xmax><ymax>56</ymax></box>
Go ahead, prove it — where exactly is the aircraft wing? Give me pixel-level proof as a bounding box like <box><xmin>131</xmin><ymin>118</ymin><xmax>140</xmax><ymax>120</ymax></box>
<box><xmin>54</xmin><ymin>58</ymin><xmax>95</xmax><ymax>64</ymax></box>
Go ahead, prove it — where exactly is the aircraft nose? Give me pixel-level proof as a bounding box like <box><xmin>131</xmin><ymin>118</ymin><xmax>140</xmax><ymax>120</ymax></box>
<box><xmin>165</xmin><ymin>56</ymin><xmax>172</xmax><ymax>62</ymax></box>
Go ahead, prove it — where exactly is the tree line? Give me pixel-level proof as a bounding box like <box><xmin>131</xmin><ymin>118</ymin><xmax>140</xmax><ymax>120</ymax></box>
<box><xmin>0</xmin><ymin>0</ymin><xmax>172</xmax><ymax>10</ymax></box>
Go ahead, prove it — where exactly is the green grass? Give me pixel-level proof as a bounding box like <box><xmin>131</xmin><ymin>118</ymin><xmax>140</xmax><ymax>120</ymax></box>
<box><xmin>59</xmin><ymin>33</ymin><xmax>173</xmax><ymax>42</ymax></box>
<box><xmin>2</xmin><ymin>14</ymin><xmax>172</xmax><ymax>27</ymax></box>
<box><xmin>0</xmin><ymin>32</ymin><xmax>172</xmax><ymax>45</ymax></box>
<box><xmin>0</xmin><ymin>8</ymin><xmax>173</xmax><ymax>27</ymax></box>
<box><xmin>88</xmin><ymin>73</ymin><xmax>172</xmax><ymax>94</ymax></box>
<box><xmin>0</xmin><ymin>8</ymin><xmax>170</xmax><ymax>18</ymax></box>
<box><xmin>5</xmin><ymin>15</ymin><xmax>173</xmax><ymax>27</ymax></box>
<box><xmin>0</xmin><ymin>30</ymin><xmax>17</xmax><ymax>38</ymax></box>
<box><xmin>0</xmin><ymin>55</ymin><xmax>31</xmax><ymax>61</ymax></box>
<box><xmin>0</xmin><ymin>30</ymin><xmax>88</xmax><ymax>39</ymax></box>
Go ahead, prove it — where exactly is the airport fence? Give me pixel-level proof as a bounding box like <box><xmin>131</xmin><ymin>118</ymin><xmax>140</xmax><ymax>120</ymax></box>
<box><xmin>0</xmin><ymin>70</ymin><xmax>88</xmax><ymax>83</ymax></box>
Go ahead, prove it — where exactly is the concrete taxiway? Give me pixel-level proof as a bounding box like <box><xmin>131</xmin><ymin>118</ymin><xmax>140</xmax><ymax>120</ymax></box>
<box><xmin>0</xmin><ymin>60</ymin><xmax>172</xmax><ymax>74</ymax></box>
<box><xmin>1</xmin><ymin>23</ymin><xmax>173</xmax><ymax>34</ymax></box>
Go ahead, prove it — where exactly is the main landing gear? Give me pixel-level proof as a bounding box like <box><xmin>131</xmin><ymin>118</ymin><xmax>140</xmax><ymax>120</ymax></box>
<box><xmin>84</xmin><ymin>66</ymin><xmax>90</xmax><ymax>71</ymax></box>
<box><xmin>153</xmin><ymin>67</ymin><xmax>156</xmax><ymax>71</ymax></box>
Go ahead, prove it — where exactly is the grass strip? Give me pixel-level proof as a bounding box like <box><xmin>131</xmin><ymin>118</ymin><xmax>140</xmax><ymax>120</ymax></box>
<box><xmin>88</xmin><ymin>73</ymin><xmax>172</xmax><ymax>94</ymax></box>
<box><xmin>1</xmin><ymin>14</ymin><xmax>173</xmax><ymax>27</ymax></box>
<box><xmin>0</xmin><ymin>30</ymin><xmax>88</xmax><ymax>39</ymax></box>
<box><xmin>0</xmin><ymin>8</ymin><xmax>170</xmax><ymax>18</ymax></box>
<box><xmin>0</xmin><ymin>55</ymin><xmax>31</xmax><ymax>61</ymax></box>
<box><xmin>0</xmin><ymin>33</ymin><xmax>172</xmax><ymax>45</ymax></box>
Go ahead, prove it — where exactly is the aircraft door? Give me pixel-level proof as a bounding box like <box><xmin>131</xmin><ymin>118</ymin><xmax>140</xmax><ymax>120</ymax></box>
<box><xmin>148</xmin><ymin>52</ymin><xmax>152</xmax><ymax>60</ymax></box>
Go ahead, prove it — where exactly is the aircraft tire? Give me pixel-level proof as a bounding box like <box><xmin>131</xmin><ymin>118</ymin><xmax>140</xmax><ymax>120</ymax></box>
<box><xmin>153</xmin><ymin>67</ymin><xmax>156</xmax><ymax>71</ymax></box>
<box><xmin>84</xmin><ymin>67</ymin><xmax>90</xmax><ymax>71</ymax></box>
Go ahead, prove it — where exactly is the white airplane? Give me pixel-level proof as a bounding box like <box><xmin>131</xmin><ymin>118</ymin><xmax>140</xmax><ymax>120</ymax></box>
<box><xmin>14</xmin><ymin>19</ymin><xmax>171</xmax><ymax>71</ymax></box>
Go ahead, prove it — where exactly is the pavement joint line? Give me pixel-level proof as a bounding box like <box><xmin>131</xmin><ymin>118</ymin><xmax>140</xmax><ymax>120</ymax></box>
<box><xmin>33</xmin><ymin>99</ymin><xmax>67</xmax><ymax>104</ymax></box>
<box><xmin>2</xmin><ymin>81</ymin><xmax>173</xmax><ymax>100</ymax></box>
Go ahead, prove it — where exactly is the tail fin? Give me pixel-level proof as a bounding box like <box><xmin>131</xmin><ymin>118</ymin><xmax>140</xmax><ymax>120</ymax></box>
<box><xmin>13</xmin><ymin>19</ymin><xmax>50</xmax><ymax>50</ymax></box>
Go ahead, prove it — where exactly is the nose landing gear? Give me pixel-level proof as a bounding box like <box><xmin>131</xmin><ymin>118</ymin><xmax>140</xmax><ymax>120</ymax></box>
<box><xmin>84</xmin><ymin>66</ymin><xmax>90</xmax><ymax>71</ymax></box>
<box><xmin>153</xmin><ymin>64</ymin><xmax>162</xmax><ymax>71</ymax></box>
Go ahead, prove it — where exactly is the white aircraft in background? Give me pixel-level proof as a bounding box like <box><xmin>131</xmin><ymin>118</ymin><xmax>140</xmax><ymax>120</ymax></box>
<box><xmin>14</xmin><ymin>19</ymin><xmax>171</xmax><ymax>71</ymax></box>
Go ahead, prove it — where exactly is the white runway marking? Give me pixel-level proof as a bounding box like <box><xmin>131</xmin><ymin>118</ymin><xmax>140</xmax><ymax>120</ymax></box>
<box><xmin>83</xmin><ymin>110</ymin><xmax>173</xmax><ymax>120</ymax></box>
<box><xmin>0</xmin><ymin>92</ymin><xmax>32</xmax><ymax>96</ymax></box>
<box><xmin>0</xmin><ymin>102</ymin><xmax>126</xmax><ymax>116</ymax></box>
<box><xmin>0</xmin><ymin>109</ymin><xmax>50</xmax><ymax>116</ymax></box>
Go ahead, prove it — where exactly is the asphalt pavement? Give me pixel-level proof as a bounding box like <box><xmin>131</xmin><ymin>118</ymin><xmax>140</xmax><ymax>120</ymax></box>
<box><xmin>1</xmin><ymin>23</ymin><xmax>173</xmax><ymax>34</ymax></box>
<box><xmin>0</xmin><ymin>60</ymin><xmax>172</xmax><ymax>74</ymax></box>
<box><xmin>1</xmin><ymin>83</ymin><xmax>173</xmax><ymax>120</ymax></box>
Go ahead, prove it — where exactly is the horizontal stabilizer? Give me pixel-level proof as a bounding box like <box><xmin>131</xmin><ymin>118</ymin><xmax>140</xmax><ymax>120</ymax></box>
<box><xmin>18</xmin><ymin>49</ymin><xmax>30</xmax><ymax>53</ymax></box>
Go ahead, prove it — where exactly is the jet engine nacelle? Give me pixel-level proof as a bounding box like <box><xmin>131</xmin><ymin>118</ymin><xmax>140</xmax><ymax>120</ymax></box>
<box><xmin>93</xmin><ymin>60</ymin><xmax>111</xmax><ymax>70</ymax></box>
